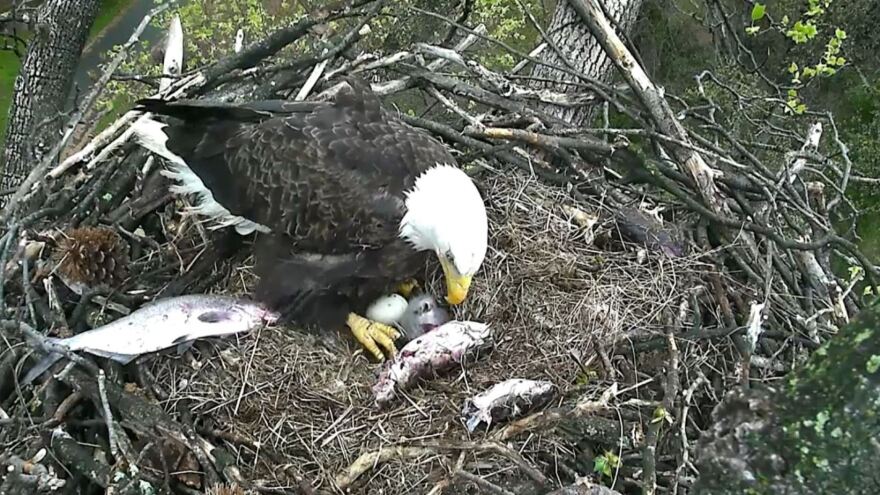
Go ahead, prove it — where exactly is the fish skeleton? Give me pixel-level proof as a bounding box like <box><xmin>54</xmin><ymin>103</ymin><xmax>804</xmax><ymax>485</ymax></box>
<box><xmin>461</xmin><ymin>379</ymin><xmax>556</xmax><ymax>432</ymax></box>
<box><xmin>372</xmin><ymin>320</ymin><xmax>493</xmax><ymax>408</ymax></box>
<box><xmin>22</xmin><ymin>294</ymin><xmax>278</xmax><ymax>384</ymax></box>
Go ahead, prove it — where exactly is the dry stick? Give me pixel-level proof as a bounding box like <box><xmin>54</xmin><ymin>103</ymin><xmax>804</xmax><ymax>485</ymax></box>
<box><xmin>642</xmin><ymin>298</ymin><xmax>684</xmax><ymax>495</ymax></box>
<box><xmin>406</xmin><ymin>4</ymin><xmax>635</xmax><ymax>118</ymax></box>
<box><xmin>426</xmin><ymin>451</ymin><xmax>466</xmax><ymax>495</ymax></box>
<box><xmin>200</xmin><ymin>0</ymin><xmax>377</xmax><ymax>91</ymax></box>
<box><xmin>0</xmin><ymin>1</ymin><xmax>175</xmax><ymax>223</ymax></box>
<box><xmin>419</xmin><ymin>441</ymin><xmax>550</xmax><ymax>490</ymax></box>
<box><xmin>492</xmin><ymin>383</ymin><xmax>622</xmax><ymax>442</ymax></box>
<box><xmin>427</xmin><ymin>85</ymin><xmax>485</xmax><ymax>128</ymax></box>
<box><xmin>415</xmin><ymin>42</ymin><xmax>595</xmax><ymax>108</ymax></box>
<box><xmin>0</xmin><ymin>320</ymin><xmax>100</xmax><ymax>375</ymax></box>
<box><xmin>372</xmin><ymin>24</ymin><xmax>488</xmax><ymax>96</ymax></box>
<box><xmin>455</xmin><ymin>469</ymin><xmax>516</xmax><ymax>495</ymax></box>
<box><xmin>777</xmin><ymin>122</ymin><xmax>822</xmax><ymax>186</ymax></box>
<box><xmin>673</xmin><ymin>372</ymin><xmax>708</xmax><ymax>495</ymax></box>
<box><xmin>97</xmin><ymin>369</ymin><xmax>135</xmax><ymax>463</ymax></box>
<box><xmin>566</xmin><ymin>0</ymin><xmax>726</xmax><ymax>215</ymax></box>
<box><xmin>466</xmin><ymin>127</ymin><xmax>613</xmax><ymax>154</ymax></box>
<box><xmin>50</xmin><ymin>74</ymin><xmax>204</xmax><ymax>180</ymax></box>
<box><xmin>51</xmin><ymin>0</ymin><xmax>364</xmax><ymax>178</ymax></box>
<box><xmin>335</xmin><ymin>446</ymin><xmax>434</xmax><ymax>489</ymax></box>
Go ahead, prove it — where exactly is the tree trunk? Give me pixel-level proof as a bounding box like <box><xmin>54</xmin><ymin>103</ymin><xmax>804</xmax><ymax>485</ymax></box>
<box><xmin>531</xmin><ymin>0</ymin><xmax>644</xmax><ymax>126</ymax></box>
<box><xmin>693</xmin><ymin>300</ymin><xmax>880</xmax><ymax>493</ymax></box>
<box><xmin>1</xmin><ymin>0</ymin><xmax>100</xmax><ymax>194</ymax></box>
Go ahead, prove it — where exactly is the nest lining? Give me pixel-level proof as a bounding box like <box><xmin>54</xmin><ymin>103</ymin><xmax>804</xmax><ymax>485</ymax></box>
<box><xmin>145</xmin><ymin>169</ymin><xmax>702</xmax><ymax>493</ymax></box>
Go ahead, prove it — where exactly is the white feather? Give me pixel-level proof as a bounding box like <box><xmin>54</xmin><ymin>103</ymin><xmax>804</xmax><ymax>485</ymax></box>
<box><xmin>399</xmin><ymin>164</ymin><xmax>488</xmax><ymax>276</ymax></box>
<box><xmin>131</xmin><ymin>117</ymin><xmax>271</xmax><ymax>235</ymax></box>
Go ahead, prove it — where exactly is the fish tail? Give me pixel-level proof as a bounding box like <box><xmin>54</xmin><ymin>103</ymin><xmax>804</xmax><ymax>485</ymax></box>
<box><xmin>21</xmin><ymin>352</ymin><xmax>64</xmax><ymax>385</ymax></box>
<box><xmin>465</xmin><ymin>414</ymin><xmax>483</xmax><ymax>433</ymax></box>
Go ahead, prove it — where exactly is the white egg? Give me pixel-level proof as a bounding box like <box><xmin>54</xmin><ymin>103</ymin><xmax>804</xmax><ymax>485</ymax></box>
<box><xmin>366</xmin><ymin>294</ymin><xmax>409</xmax><ymax>325</ymax></box>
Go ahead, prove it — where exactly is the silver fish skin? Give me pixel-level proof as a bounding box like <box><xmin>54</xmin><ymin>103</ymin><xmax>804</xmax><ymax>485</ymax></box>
<box><xmin>373</xmin><ymin>320</ymin><xmax>492</xmax><ymax>408</ymax></box>
<box><xmin>23</xmin><ymin>295</ymin><xmax>277</xmax><ymax>383</ymax></box>
<box><xmin>397</xmin><ymin>293</ymin><xmax>450</xmax><ymax>343</ymax></box>
<box><xmin>461</xmin><ymin>379</ymin><xmax>556</xmax><ymax>433</ymax></box>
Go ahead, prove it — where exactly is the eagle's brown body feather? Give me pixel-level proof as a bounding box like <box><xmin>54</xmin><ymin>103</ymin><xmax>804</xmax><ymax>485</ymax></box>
<box><xmin>137</xmin><ymin>82</ymin><xmax>454</xmax><ymax>330</ymax></box>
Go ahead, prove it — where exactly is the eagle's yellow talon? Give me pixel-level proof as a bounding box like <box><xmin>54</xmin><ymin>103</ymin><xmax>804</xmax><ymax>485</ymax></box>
<box><xmin>396</xmin><ymin>279</ymin><xmax>419</xmax><ymax>297</ymax></box>
<box><xmin>347</xmin><ymin>312</ymin><xmax>399</xmax><ymax>360</ymax></box>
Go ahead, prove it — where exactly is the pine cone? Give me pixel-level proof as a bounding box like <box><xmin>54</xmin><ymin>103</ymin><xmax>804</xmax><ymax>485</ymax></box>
<box><xmin>52</xmin><ymin>226</ymin><xmax>130</xmax><ymax>290</ymax></box>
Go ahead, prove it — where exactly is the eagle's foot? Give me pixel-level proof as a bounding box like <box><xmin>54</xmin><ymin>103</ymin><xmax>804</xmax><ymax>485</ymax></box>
<box><xmin>347</xmin><ymin>312</ymin><xmax>400</xmax><ymax>361</ymax></box>
<box><xmin>396</xmin><ymin>279</ymin><xmax>420</xmax><ymax>297</ymax></box>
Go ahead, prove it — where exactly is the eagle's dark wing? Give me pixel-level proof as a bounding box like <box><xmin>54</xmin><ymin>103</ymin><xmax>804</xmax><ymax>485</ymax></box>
<box><xmin>136</xmin><ymin>82</ymin><xmax>455</xmax><ymax>253</ymax></box>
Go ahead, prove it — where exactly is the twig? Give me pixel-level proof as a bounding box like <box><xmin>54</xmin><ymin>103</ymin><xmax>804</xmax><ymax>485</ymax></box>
<box><xmin>335</xmin><ymin>446</ymin><xmax>434</xmax><ymax>489</ymax></box>
<box><xmin>673</xmin><ymin>372</ymin><xmax>708</xmax><ymax>495</ymax></box>
<box><xmin>0</xmin><ymin>1</ymin><xmax>176</xmax><ymax>223</ymax></box>
<box><xmin>643</xmin><ymin>298</ymin><xmax>684</xmax><ymax>495</ymax></box>
<box><xmin>98</xmin><ymin>370</ymin><xmax>121</xmax><ymax>459</ymax></box>
<box><xmin>455</xmin><ymin>469</ymin><xmax>516</xmax><ymax>495</ymax></box>
<box><xmin>372</xmin><ymin>24</ymin><xmax>488</xmax><ymax>96</ymax></box>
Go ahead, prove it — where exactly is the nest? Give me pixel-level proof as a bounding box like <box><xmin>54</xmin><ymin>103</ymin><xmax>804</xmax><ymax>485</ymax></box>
<box><xmin>2</xmin><ymin>2</ymin><xmax>870</xmax><ymax>493</ymax></box>
<box><xmin>145</xmin><ymin>170</ymin><xmax>700</xmax><ymax>493</ymax></box>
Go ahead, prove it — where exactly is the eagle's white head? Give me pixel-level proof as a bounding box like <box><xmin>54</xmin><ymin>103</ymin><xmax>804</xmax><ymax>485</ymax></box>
<box><xmin>399</xmin><ymin>164</ymin><xmax>488</xmax><ymax>305</ymax></box>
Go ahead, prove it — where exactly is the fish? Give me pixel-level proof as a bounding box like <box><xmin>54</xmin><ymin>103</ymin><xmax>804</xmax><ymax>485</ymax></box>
<box><xmin>372</xmin><ymin>320</ymin><xmax>493</xmax><ymax>408</ymax></box>
<box><xmin>22</xmin><ymin>294</ymin><xmax>278</xmax><ymax>384</ymax></box>
<box><xmin>397</xmin><ymin>293</ymin><xmax>450</xmax><ymax>343</ymax></box>
<box><xmin>461</xmin><ymin>379</ymin><xmax>556</xmax><ymax>432</ymax></box>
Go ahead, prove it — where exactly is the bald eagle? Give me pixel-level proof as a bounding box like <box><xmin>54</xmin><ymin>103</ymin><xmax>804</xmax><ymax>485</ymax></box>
<box><xmin>131</xmin><ymin>81</ymin><xmax>488</xmax><ymax>360</ymax></box>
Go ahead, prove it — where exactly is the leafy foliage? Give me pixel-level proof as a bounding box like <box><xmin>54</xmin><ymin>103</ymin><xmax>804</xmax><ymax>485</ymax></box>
<box><xmin>593</xmin><ymin>451</ymin><xmax>620</xmax><ymax>479</ymax></box>
<box><xmin>745</xmin><ymin>0</ymin><xmax>848</xmax><ymax>114</ymax></box>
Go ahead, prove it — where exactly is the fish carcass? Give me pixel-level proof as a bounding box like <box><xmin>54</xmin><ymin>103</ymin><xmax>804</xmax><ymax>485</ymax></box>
<box><xmin>461</xmin><ymin>379</ymin><xmax>556</xmax><ymax>432</ymax></box>
<box><xmin>23</xmin><ymin>294</ymin><xmax>278</xmax><ymax>383</ymax></box>
<box><xmin>373</xmin><ymin>320</ymin><xmax>493</xmax><ymax>408</ymax></box>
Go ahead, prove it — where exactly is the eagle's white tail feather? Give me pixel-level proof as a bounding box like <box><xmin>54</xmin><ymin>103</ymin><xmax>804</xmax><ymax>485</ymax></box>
<box><xmin>131</xmin><ymin>117</ymin><xmax>271</xmax><ymax>235</ymax></box>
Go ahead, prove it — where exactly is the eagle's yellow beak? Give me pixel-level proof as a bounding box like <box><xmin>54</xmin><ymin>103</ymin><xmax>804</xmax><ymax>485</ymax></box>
<box><xmin>440</xmin><ymin>258</ymin><xmax>472</xmax><ymax>305</ymax></box>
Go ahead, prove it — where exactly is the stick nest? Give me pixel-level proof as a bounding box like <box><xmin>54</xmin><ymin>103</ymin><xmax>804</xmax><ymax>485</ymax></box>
<box><xmin>1</xmin><ymin>1</ymin><xmax>874</xmax><ymax>493</ymax></box>
<box><xmin>146</xmin><ymin>170</ymin><xmax>701</xmax><ymax>493</ymax></box>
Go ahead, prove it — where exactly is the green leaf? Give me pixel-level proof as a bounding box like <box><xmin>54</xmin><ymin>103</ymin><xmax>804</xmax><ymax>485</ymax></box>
<box><xmin>788</xmin><ymin>62</ymin><xmax>799</xmax><ymax>74</ymax></box>
<box><xmin>652</xmin><ymin>406</ymin><xmax>673</xmax><ymax>424</ymax></box>
<box><xmin>835</xmin><ymin>28</ymin><xmax>847</xmax><ymax>40</ymax></box>
<box><xmin>751</xmin><ymin>3</ymin><xmax>766</xmax><ymax>21</ymax></box>
<box><xmin>745</xmin><ymin>26</ymin><xmax>760</xmax><ymax>35</ymax></box>
<box><xmin>781</xmin><ymin>15</ymin><xmax>790</xmax><ymax>25</ymax></box>
<box><xmin>867</xmin><ymin>355</ymin><xmax>880</xmax><ymax>374</ymax></box>
<box><xmin>593</xmin><ymin>456</ymin><xmax>611</xmax><ymax>477</ymax></box>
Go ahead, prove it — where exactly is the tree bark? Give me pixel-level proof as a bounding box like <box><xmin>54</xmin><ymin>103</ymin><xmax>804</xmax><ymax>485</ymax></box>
<box><xmin>531</xmin><ymin>0</ymin><xmax>644</xmax><ymax>126</ymax></box>
<box><xmin>1</xmin><ymin>0</ymin><xmax>100</xmax><ymax>194</ymax></box>
<box><xmin>693</xmin><ymin>300</ymin><xmax>880</xmax><ymax>493</ymax></box>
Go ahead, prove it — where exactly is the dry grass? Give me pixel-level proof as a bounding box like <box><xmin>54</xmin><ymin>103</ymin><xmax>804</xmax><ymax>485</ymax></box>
<box><xmin>148</xmin><ymin>169</ymin><xmax>702</xmax><ymax>494</ymax></box>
